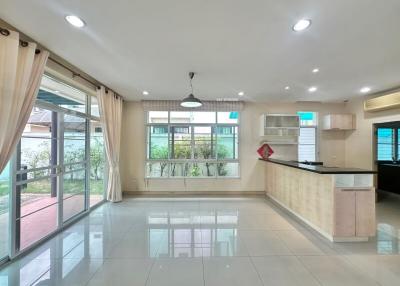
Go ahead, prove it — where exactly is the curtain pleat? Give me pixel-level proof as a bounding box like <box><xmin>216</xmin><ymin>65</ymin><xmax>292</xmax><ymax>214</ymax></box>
<box><xmin>0</xmin><ymin>30</ymin><xmax>49</xmax><ymax>173</ymax></box>
<box><xmin>142</xmin><ymin>100</ymin><xmax>244</xmax><ymax>111</ymax></box>
<box><xmin>97</xmin><ymin>87</ymin><xmax>123</xmax><ymax>202</ymax></box>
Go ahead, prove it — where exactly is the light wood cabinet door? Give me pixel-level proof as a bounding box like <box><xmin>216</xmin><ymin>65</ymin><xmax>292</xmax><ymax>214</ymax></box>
<box><xmin>356</xmin><ymin>189</ymin><xmax>376</xmax><ymax>236</ymax></box>
<box><xmin>323</xmin><ymin>114</ymin><xmax>355</xmax><ymax>130</ymax></box>
<box><xmin>334</xmin><ymin>188</ymin><xmax>356</xmax><ymax>237</ymax></box>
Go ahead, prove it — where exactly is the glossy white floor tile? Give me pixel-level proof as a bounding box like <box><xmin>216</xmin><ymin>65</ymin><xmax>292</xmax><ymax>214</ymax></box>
<box><xmin>146</xmin><ymin>258</ymin><xmax>203</xmax><ymax>286</ymax></box>
<box><xmin>299</xmin><ymin>255</ymin><xmax>380</xmax><ymax>286</ymax></box>
<box><xmin>252</xmin><ymin>256</ymin><xmax>320</xmax><ymax>286</ymax></box>
<box><xmin>86</xmin><ymin>258</ymin><xmax>153</xmax><ymax>286</ymax></box>
<box><xmin>0</xmin><ymin>196</ymin><xmax>399</xmax><ymax>286</ymax></box>
<box><xmin>203</xmin><ymin>257</ymin><xmax>263</xmax><ymax>286</ymax></box>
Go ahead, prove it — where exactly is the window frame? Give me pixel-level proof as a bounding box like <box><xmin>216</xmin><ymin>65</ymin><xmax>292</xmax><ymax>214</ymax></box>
<box><xmin>145</xmin><ymin>111</ymin><xmax>240</xmax><ymax>179</ymax></box>
<box><xmin>375</xmin><ymin>122</ymin><xmax>400</xmax><ymax>162</ymax></box>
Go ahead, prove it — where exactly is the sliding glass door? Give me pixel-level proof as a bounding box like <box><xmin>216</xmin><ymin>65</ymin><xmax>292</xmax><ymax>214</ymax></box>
<box><xmin>11</xmin><ymin>74</ymin><xmax>105</xmax><ymax>254</ymax></box>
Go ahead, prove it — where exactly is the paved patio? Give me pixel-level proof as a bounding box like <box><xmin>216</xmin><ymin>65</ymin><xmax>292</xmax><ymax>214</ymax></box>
<box><xmin>0</xmin><ymin>194</ymin><xmax>103</xmax><ymax>257</ymax></box>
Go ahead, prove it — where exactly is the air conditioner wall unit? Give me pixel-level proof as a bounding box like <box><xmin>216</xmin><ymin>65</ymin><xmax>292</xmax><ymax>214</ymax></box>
<box><xmin>364</xmin><ymin>91</ymin><xmax>400</xmax><ymax>112</ymax></box>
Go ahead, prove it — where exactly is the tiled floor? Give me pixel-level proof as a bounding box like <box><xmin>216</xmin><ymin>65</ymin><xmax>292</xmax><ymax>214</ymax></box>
<box><xmin>1</xmin><ymin>195</ymin><xmax>400</xmax><ymax>285</ymax></box>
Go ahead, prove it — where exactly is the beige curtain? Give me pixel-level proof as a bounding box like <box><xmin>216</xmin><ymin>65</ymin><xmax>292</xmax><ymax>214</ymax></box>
<box><xmin>97</xmin><ymin>86</ymin><xmax>123</xmax><ymax>202</ymax></box>
<box><xmin>0</xmin><ymin>29</ymin><xmax>49</xmax><ymax>173</ymax></box>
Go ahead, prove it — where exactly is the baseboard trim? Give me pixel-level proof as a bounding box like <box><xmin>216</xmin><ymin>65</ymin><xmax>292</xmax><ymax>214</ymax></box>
<box><xmin>123</xmin><ymin>191</ymin><xmax>265</xmax><ymax>197</ymax></box>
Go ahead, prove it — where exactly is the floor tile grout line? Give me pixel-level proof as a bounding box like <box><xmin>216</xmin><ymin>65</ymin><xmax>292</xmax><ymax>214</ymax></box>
<box><xmin>293</xmin><ymin>255</ymin><xmax>324</xmax><ymax>286</ymax></box>
<box><xmin>84</xmin><ymin>258</ymin><xmax>107</xmax><ymax>286</ymax></box>
<box><xmin>330</xmin><ymin>254</ymin><xmax>385</xmax><ymax>286</ymax></box>
<box><xmin>248</xmin><ymin>256</ymin><xmax>267</xmax><ymax>286</ymax></box>
<box><xmin>144</xmin><ymin>216</ymin><xmax>164</xmax><ymax>286</ymax></box>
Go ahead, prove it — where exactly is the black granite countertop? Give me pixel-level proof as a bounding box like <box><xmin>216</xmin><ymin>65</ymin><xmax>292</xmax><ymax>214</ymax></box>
<box><xmin>259</xmin><ymin>158</ymin><xmax>377</xmax><ymax>174</ymax></box>
<box><xmin>380</xmin><ymin>163</ymin><xmax>400</xmax><ymax>167</ymax></box>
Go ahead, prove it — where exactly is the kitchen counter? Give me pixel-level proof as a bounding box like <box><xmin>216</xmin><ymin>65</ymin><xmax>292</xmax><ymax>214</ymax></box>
<box><xmin>259</xmin><ymin>158</ymin><xmax>376</xmax><ymax>174</ymax></box>
<box><xmin>263</xmin><ymin>159</ymin><xmax>376</xmax><ymax>242</ymax></box>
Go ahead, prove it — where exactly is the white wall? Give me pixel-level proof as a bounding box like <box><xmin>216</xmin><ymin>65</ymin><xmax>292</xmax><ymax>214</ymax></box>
<box><xmin>120</xmin><ymin>101</ymin><xmax>347</xmax><ymax>193</ymax></box>
<box><xmin>344</xmin><ymin>96</ymin><xmax>400</xmax><ymax>170</ymax></box>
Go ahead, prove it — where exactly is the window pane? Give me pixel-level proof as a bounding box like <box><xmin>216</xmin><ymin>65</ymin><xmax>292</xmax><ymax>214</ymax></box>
<box><xmin>63</xmin><ymin>170</ymin><xmax>85</xmax><ymax>221</ymax></box>
<box><xmin>169</xmin><ymin>162</ymin><xmax>189</xmax><ymax>177</ymax></box>
<box><xmin>148</xmin><ymin>111</ymin><xmax>168</xmax><ymax>123</ymax></box>
<box><xmin>189</xmin><ymin>162</ymin><xmax>216</xmax><ymax>177</ymax></box>
<box><xmin>170</xmin><ymin>126</ymin><xmax>191</xmax><ymax>159</ymax></box>
<box><xmin>21</xmin><ymin>107</ymin><xmax>53</xmax><ymax>171</ymax></box>
<box><xmin>39</xmin><ymin>75</ymin><xmax>86</xmax><ymax>113</ymax></box>
<box><xmin>170</xmin><ymin>112</ymin><xmax>216</xmax><ymax>124</ymax></box>
<box><xmin>193</xmin><ymin>126</ymin><xmax>216</xmax><ymax>159</ymax></box>
<box><xmin>91</xmin><ymin>96</ymin><xmax>100</xmax><ymax>117</ymax></box>
<box><xmin>20</xmin><ymin>137</ymin><xmax>51</xmax><ymax>171</ymax></box>
<box><xmin>64</xmin><ymin>115</ymin><xmax>86</xmax><ymax>164</ymax></box>
<box><xmin>298</xmin><ymin>111</ymin><xmax>317</xmax><ymax>126</ymax></box>
<box><xmin>90</xmin><ymin>122</ymin><xmax>105</xmax><ymax>207</ymax></box>
<box><xmin>146</xmin><ymin>162</ymin><xmax>169</xmax><ymax>178</ymax></box>
<box><xmin>148</xmin><ymin>126</ymin><xmax>169</xmax><ymax>159</ymax></box>
<box><xmin>217</xmin><ymin>162</ymin><xmax>239</xmax><ymax>177</ymax></box>
<box><xmin>298</xmin><ymin>128</ymin><xmax>316</xmax><ymax>162</ymax></box>
<box><xmin>377</xmin><ymin>128</ymin><xmax>393</xmax><ymax>161</ymax></box>
<box><xmin>18</xmin><ymin>177</ymin><xmax>58</xmax><ymax>250</ymax></box>
<box><xmin>0</xmin><ymin>162</ymin><xmax>10</xmax><ymax>258</ymax></box>
<box><xmin>217</xmin><ymin>112</ymin><xmax>239</xmax><ymax>124</ymax></box>
<box><xmin>398</xmin><ymin>129</ymin><xmax>400</xmax><ymax>159</ymax></box>
<box><xmin>20</xmin><ymin>204</ymin><xmax>58</xmax><ymax>250</ymax></box>
<box><xmin>217</xmin><ymin>126</ymin><xmax>238</xmax><ymax>159</ymax></box>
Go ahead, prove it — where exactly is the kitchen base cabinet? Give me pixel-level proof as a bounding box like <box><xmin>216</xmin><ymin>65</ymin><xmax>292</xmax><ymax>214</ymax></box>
<box><xmin>263</xmin><ymin>159</ymin><xmax>376</xmax><ymax>242</ymax></box>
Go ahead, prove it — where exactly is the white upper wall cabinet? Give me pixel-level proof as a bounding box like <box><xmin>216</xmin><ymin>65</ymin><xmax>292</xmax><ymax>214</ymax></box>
<box><xmin>323</xmin><ymin>114</ymin><xmax>355</xmax><ymax>130</ymax></box>
<box><xmin>260</xmin><ymin>114</ymin><xmax>300</xmax><ymax>144</ymax></box>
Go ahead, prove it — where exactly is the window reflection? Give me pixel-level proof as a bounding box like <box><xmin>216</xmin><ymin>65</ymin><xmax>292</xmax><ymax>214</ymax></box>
<box><xmin>148</xmin><ymin>209</ymin><xmax>239</xmax><ymax>258</ymax></box>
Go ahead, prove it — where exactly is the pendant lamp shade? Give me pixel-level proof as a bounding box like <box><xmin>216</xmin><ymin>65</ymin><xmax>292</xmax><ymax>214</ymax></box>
<box><xmin>180</xmin><ymin>72</ymin><xmax>202</xmax><ymax>108</ymax></box>
<box><xmin>180</xmin><ymin>93</ymin><xmax>202</xmax><ymax>108</ymax></box>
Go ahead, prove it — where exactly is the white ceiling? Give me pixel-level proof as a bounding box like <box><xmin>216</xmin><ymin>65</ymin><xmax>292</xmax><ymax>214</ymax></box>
<box><xmin>1</xmin><ymin>0</ymin><xmax>400</xmax><ymax>102</ymax></box>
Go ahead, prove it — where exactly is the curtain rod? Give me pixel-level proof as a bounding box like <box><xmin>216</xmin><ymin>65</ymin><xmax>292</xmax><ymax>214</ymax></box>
<box><xmin>48</xmin><ymin>57</ymin><xmax>122</xmax><ymax>99</ymax></box>
<box><xmin>1</xmin><ymin>26</ymin><xmax>122</xmax><ymax>99</ymax></box>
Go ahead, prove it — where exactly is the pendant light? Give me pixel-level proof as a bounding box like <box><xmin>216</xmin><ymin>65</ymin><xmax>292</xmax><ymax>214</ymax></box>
<box><xmin>180</xmin><ymin>72</ymin><xmax>203</xmax><ymax>108</ymax></box>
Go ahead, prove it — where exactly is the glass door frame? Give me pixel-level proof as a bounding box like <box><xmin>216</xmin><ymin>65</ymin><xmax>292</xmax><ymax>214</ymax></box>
<box><xmin>7</xmin><ymin>93</ymin><xmax>105</xmax><ymax>260</ymax></box>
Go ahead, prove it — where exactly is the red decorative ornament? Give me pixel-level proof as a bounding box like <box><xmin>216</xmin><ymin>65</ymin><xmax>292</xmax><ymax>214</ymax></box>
<box><xmin>257</xmin><ymin>144</ymin><xmax>274</xmax><ymax>159</ymax></box>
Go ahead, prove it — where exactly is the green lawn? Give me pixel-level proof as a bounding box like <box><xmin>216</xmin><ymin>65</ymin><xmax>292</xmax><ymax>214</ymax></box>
<box><xmin>0</xmin><ymin>182</ymin><xmax>9</xmax><ymax>197</ymax></box>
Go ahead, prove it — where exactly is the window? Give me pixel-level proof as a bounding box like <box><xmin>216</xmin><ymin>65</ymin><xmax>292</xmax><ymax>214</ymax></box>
<box><xmin>377</xmin><ymin>128</ymin><xmax>394</xmax><ymax>161</ymax></box>
<box><xmin>146</xmin><ymin>111</ymin><xmax>239</xmax><ymax>178</ymax></box>
<box><xmin>297</xmin><ymin>112</ymin><xmax>317</xmax><ymax>162</ymax></box>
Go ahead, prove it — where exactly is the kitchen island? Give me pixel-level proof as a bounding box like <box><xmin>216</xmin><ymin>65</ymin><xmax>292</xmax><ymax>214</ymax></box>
<box><xmin>262</xmin><ymin>158</ymin><xmax>377</xmax><ymax>242</ymax></box>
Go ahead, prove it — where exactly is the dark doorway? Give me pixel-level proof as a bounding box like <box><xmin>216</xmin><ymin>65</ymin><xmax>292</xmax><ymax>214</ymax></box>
<box><xmin>374</xmin><ymin>121</ymin><xmax>400</xmax><ymax>195</ymax></box>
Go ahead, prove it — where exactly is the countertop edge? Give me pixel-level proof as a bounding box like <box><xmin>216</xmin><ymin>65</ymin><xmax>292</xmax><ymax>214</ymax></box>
<box><xmin>259</xmin><ymin>158</ymin><xmax>377</xmax><ymax>174</ymax></box>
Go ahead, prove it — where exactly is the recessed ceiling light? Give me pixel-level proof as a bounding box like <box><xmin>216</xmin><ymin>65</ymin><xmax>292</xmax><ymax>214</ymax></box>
<box><xmin>65</xmin><ymin>15</ymin><xmax>86</xmax><ymax>28</ymax></box>
<box><xmin>312</xmin><ymin>68</ymin><xmax>319</xmax><ymax>73</ymax></box>
<box><xmin>308</xmin><ymin>86</ymin><xmax>317</xmax><ymax>93</ymax></box>
<box><xmin>54</xmin><ymin>90</ymin><xmax>60</xmax><ymax>93</ymax></box>
<box><xmin>293</xmin><ymin>19</ymin><xmax>311</xmax><ymax>32</ymax></box>
<box><xmin>285</xmin><ymin>86</ymin><xmax>290</xmax><ymax>90</ymax></box>
<box><xmin>238</xmin><ymin>91</ymin><xmax>244</xmax><ymax>96</ymax></box>
<box><xmin>142</xmin><ymin>91</ymin><xmax>149</xmax><ymax>95</ymax></box>
<box><xmin>360</xmin><ymin>87</ymin><xmax>371</xmax><ymax>93</ymax></box>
